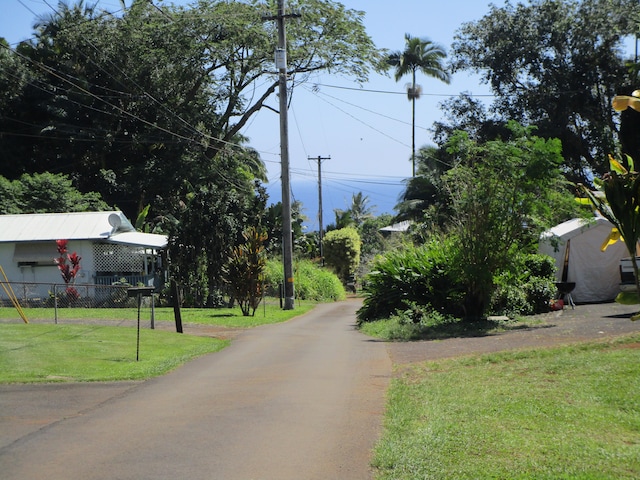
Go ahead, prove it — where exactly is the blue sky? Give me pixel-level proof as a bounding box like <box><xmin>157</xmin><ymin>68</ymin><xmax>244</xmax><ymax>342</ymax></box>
<box><xmin>2</xmin><ymin>0</ymin><xmax>498</xmax><ymax>228</ymax></box>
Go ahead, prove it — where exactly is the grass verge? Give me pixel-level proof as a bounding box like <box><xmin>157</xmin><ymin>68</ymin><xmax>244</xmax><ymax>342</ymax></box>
<box><xmin>359</xmin><ymin>315</ymin><xmax>543</xmax><ymax>341</ymax></box>
<box><xmin>0</xmin><ymin>300</ymin><xmax>316</xmax><ymax>328</ymax></box>
<box><xmin>0</xmin><ymin>323</ymin><xmax>228</xmax><ymax>384</ymax></box>
<box><xmin>372</xmin><ymin>334</ymin><xmax>640</xmax><ymax>479</ymax></box>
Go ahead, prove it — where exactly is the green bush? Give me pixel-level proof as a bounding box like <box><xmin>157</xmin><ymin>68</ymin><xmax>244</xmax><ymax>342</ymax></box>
<box><xmin>490</xmin><ymin>253</ymin><xmax>557</xmax><ymax>317</ymax></box>
<box><xmin>524</xmin><ymin>253</ymin><xmax>556</xmax><ymax>278</ymax></box>
<box><xmin>358</xmin><ymin>241</ymin><xmax>557</xmax><ymax>323</ymax></box>
<box><xmin>323</xmin><ymin>227</ymin><xmax>361</xmax><ymax>283</ymax></box>
<box><xmin>263</xmin><ymin>258</ymin><xmax>345</xmax><ymax>302</ymax></box>
<box><xmin>490</xmin><ymin>275</ymin><xmax>530</xmax><ymax>317</ymax></box>
<box><xmin>357</xmin><ymin>238</ymin><xmax>465</xmax><ymax>323</ymax></box>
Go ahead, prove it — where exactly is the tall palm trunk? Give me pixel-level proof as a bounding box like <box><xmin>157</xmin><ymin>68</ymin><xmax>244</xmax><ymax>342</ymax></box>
<box><xmin>412</xmin><ymin>69</ymin><xmax>416</xmax><ymax>177</ymax></box>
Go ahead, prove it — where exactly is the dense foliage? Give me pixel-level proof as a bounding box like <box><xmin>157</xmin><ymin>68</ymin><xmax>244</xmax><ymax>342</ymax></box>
<box><xmin>357</xmin><ymin>238</ymin><xmax>464</xmax><ymax>323</ymax></box>
<box><xmin>490</xmin><ymin>253</ymin><xmax>557</xmax><ymax>317</ymax></box>
<box><xmin>363</xmin><ymin>122</ymin><xmax>575</xmax><ymax>322</ymax></box>
<box><xmin>224</xmin><ymin>227</ymin><xmax>268</xmax><ymax>316</ymax></box>
<box><xmin>323</xmin><ymin>227</ymin><xmax>362</xmax><ymax>284</ymax></box>
<box><xmin>0</xmin><ymin>172</ymin><xmax>108</xmax><ymax>214</ymax></box>
<box><xmin>264</xmin><ymin>259</ymin><xmax>345</xmax><ymax>302</ymax></box>
<box><xmin>449</xmin><ymin>0</ymin><xmax>640</xmax><ymax>183</ymax></box>
<box><xmin>386</xmin><ymin>0</ymin><xmax>637</xmax><ymax>322</ymax></box>
<box><xmin>0</xmin><ymin>1</ymin><xmax>382</xmax><ymax>303</ymax></box>
<box><xmin>444</xmin><ymin>122</ymin><xmax>569</xmax><ymax>318</ymax></box>
<box><xmin>357</xmin><ymin>240</ymin><xmax>557</xmax><ymax>324</ymax></box>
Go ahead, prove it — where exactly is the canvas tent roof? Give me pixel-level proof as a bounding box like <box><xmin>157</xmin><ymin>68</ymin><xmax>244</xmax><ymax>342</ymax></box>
<box><xmin>539</xmin><ymin>216</ymin><xmax>629</xmax><ymax>303</ymax></box>
<box><xmin>0</xmin><ymin>211</ymin><xmax>167</xmax><ymax>248</ymax></box>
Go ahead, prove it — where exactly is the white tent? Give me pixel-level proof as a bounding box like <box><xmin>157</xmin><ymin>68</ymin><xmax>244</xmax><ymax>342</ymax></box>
<box><xmin>538</xmin><ymin>217</ymin><xmax>629</xmax><ymax>303</ymax></box>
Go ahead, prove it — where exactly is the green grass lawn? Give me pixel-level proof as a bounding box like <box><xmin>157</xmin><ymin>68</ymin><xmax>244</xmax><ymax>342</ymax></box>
<box><xmin>0</xmin><ymin>300</ymin><xmax>317</xmax><ymax>384</ymax></box>
<box><xmin>0</xmin><ymin>323</ymin><xmax>228</xmax><ymax>383</ymax></box>
<box><xmin>372</xmin><ymin>334</ymin><xmax>640</xmax><ymax>479</ymax></box>
<box><xmin>0</xmin><ymin>299</ymin><xmax>316</xmax><ymax>327</ymax></box>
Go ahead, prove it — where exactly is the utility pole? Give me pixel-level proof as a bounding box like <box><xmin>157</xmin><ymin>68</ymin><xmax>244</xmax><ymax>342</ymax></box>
<box><xmin>309</xmin><ymin>155</ymin><xmax>330</xmax><ymax>264</ymax></box>
<box><xmin>273</xmin><ymin>0</ymin><xmax>299</xmax><ymax>310</ymax></box>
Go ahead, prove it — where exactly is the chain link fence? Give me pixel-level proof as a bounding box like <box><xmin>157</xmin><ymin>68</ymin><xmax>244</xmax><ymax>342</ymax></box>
<box><xmin>0</xmin><ymin>281</ymin><xmax>172</xmax><ymax>325</ymax></box>
<box><xmin>0</xmin><ymin>281</ymin><xmax>290</xmax><ymax>326</ymax></box>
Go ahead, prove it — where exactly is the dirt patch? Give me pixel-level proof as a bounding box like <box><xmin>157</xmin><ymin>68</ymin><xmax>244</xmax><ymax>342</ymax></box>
<box><xmin>385</xmin><ymin>302</ymin><xmax>640</xmax><ymax>365</ymax></box>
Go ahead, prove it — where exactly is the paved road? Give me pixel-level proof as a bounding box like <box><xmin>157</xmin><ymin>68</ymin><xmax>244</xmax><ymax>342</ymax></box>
<box><xmin>0</xmin><ymin>299</ymin><xmax>391</xmax><ymax>480</ymax></box>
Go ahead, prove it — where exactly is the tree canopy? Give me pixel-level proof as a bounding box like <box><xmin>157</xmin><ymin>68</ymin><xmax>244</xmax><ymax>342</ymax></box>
<box><xmin>0</xmin><ymin>0</ymin><xmax>383</xmax><ymax>303</ymax></box>
<box><xmin>0</xmin><ymin>172</ymin><xmax>109</xmax><ymax>214</ymax></box>
<box><xmin>0</xmin><ymin>0</ymin><xmax>383</xmax><ymax>220</ymax></box>
<box><xmin>449</xmin><ymin>0</ymin><xmax>640</xmax><ymax>183</ymax></box>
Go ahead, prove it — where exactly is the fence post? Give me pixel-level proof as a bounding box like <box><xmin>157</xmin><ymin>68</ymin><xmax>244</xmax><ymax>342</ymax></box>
<box><xmin>54</xmin><ymin>284</ymin><xmax>58</xmax><ymax>324</ymax></box>
<box><xmin>170</xmin><ymin>279</ymin><xmax>183</xmax><ymax>334</ymax></box>
<box><xmin>151</xmin><ymin>293</ymin><xmax>155</xmax><ymax>329</ymax></box>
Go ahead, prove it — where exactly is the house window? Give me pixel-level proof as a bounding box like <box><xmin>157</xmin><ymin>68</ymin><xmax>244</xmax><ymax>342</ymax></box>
<box><xmin>13</xmin><ymin>242</ymin><xmax>58</xmax><ymax>266</ymax></box>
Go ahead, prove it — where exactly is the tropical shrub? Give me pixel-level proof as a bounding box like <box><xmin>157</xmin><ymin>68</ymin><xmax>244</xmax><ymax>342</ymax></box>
<box><xmin>323</xmin><ymin>227</ymin><xmax>361</xmax><ymax>283</ymax></box>
<box><xmin>358</xmin><ymin>239</ymin><xmax>557</xmax><ymax>323</ymax></box>
<box><xmin>224</xmin><ymin>227</ymin><xmax>268</xmax><ymax>316</ymax></box>
<box><xmin>264</xmin><ymin>259</ymin><xmax>345</xmax><ymax>302</ymax></box>
<box><xmin>356</xmin><ymin>238</ymin><xmax>465</xmax><ymax>324</ymax></box>
<box><xmin>490</xmin><ymin>253</ymin><xmax>557</xmax><ymax>317</ymax></box>
<box><xmin>54</xmin><ymin>239</ymin><xmax>81</xmax><ymax>305</ymax></box>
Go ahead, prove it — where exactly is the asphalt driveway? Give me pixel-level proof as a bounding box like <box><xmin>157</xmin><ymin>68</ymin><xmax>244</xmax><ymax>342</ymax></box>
<box><xmin>0</xmin><ymin>299</ymin><xmax>391</xmax><ymax>480</ymax></box>
<box><xmin>2</xmin><ymin>299</ymin><xmax>640</xmax><ymax>479</ymax></box>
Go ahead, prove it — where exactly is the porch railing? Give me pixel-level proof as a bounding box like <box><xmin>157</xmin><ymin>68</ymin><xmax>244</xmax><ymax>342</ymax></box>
<box><xmin>95</xmin><ymin>275</ymin><xmax>154</xmax><ymax>287</ymax></box>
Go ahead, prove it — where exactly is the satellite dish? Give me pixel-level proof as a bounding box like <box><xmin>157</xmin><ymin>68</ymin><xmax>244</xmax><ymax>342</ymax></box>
<box><xmin>108</xmin><ymin>213</ymin><xmax>122</xmax><ymax>230</ymax></box>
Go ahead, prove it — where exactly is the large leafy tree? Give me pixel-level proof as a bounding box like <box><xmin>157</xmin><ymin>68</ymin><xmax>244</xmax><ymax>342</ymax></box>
<box><xmin>397</xmin><ymin>97</ymin><xmax>514</xmax><ymax>230</ymax></box>
<box><xmin>444</xmin><ymin>122</ymin><xmax>576</xmax><ymax>319</ymax></box>
<box><xmin>0</xmin><ymin>0</ymin><xmax>382</xmax><ymax>298</ymax></box>
<box><xmin>0</xmin><ymin>172</ymin><xmax>108</xmax><ymax>214</ymax></box>
<box><xmin>165</xmin><ymin>178</ymin><xmax>268</xmax><ymax>307</ymax></box>
<box><xmin>450</xmin><ymin>0</ymin><xmax>640</xmax><ymax>183</ymax></box>
<box><xmin>0</xmin><ymin>0</ymin><xmax>382</xmax><ymax>218</ymax></box>
<box><xmin>387</xmin><ymin>34</ymin><xmax>450</xmax><ymax>176</ymax></box>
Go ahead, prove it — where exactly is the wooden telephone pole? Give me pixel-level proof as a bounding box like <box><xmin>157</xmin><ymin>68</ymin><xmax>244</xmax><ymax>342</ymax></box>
<box><xmin>267</xmin><ymin>0</ymin><xmax>299</xmax><ymax>309</ymax></box>
<box><xmin>309</xmin><ymin>155</ymin><xmax>330</xmax><ymax>263</ymax></box>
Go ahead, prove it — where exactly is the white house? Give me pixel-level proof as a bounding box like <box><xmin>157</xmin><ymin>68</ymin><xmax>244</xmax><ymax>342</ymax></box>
<box><xmin>0</xmin><ymin>211</ymin><xmax>167</xmax><ymax>301</ymax></box>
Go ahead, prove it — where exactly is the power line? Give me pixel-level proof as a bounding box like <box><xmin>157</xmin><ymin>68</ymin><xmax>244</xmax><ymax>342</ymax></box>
<box><xmin>314</xmin><ymin>82</ymin><xmax>497</xmax><ymax>98</ymax></box>
<box><xmin>304</xmin><ymin>85</ymin><xmax>412</xmax><ymax>148</ymax></box>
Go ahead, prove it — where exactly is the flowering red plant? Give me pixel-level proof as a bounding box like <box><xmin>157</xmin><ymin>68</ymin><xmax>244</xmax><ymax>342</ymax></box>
<box><xmin>54</xmin><ymin>240</ymin><xmax>81</xmax><ymax>299</ymax></box>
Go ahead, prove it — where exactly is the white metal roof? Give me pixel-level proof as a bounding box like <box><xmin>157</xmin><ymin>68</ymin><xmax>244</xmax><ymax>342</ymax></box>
<box><xmin>107</xmin><ymin>231</ymin><xmax>168</xmax><ymax>249</ymax></box>
<box><xmin>0</xmin><ymin>211</ymin><xmax>166</xmax><ymax>248</ymax></box>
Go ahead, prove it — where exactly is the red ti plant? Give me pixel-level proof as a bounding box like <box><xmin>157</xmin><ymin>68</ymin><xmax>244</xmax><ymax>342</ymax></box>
<box><xmin>54</xmin><ymin>239</ymin><xmax>81</xmax><ymax>301</ymax></box>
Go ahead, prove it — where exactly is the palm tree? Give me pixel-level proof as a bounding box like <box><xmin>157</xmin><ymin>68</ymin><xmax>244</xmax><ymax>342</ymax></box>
<box><xmin>333</xmin><ymin>192</ymin><xmax>375</xmax><ymax>229</ymax></box>
<box><xmin>388</xmin><ymin>34</ymin><xmax>450</xmax><ymax>177</ymax></box>
<box><xmin>349</xmin><ymin>192</ymin><xmax>375</xmax><ymax>226</ymax></box>
<box><xmin>395</xmin><ymin>146</ymin><xmax>449</xmax><ymax>226</ymax></box>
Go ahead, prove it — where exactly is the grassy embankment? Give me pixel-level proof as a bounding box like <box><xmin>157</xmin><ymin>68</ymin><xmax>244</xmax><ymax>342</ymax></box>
<box><xmin>0</xmin><ymin>301</ymin><xmax>315</xmax><ymax>383</ymax></box>
<box><xmin>372</xmin><ymin>334</ymin><xmax>640</xmax><ymax>479</ymax></box>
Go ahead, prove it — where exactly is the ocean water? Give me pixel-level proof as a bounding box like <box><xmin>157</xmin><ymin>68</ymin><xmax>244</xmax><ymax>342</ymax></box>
<box><xmin>265</xmin><ymin>178</ymin><xmax>406</xmax><ymax>232</ymax></box>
